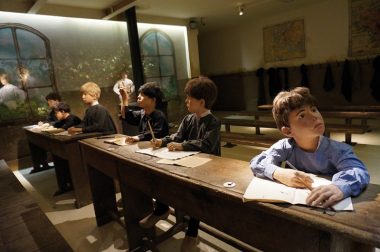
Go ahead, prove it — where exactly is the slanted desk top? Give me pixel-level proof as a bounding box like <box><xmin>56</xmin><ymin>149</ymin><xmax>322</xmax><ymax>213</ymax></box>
<box><xmin>80</xmin><ymin>137</ymin><xmax>380</xmax><ymax>251</ymax></box>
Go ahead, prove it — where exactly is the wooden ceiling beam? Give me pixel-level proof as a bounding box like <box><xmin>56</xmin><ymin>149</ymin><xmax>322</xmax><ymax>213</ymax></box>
<box><xmin>27</xmin><ymin>0</ymin><xmax>48</xmax><ymax>14</ymax></box>
<box><xmin>102</xmin><ymin>0</ymin><xmax>136</xmax><ymax>20</ymax></box>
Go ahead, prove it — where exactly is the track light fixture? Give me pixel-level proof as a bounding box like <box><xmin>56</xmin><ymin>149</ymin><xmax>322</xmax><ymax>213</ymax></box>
<box><xmin>238</xmin><ymin>5</ymin><xmax>244</xmax><ymax>16</ymax></box>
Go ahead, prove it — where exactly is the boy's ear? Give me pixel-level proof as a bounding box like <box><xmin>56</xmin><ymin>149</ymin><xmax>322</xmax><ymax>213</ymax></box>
<box><xmin>200</xmin><ymin>99</ymin><xmax>206</xmax><ymax>107</ymax></box>
<box><xmin>281</xmin><ymin>126</ymin><xmax>292</xmax><ymax>137</ymax></box>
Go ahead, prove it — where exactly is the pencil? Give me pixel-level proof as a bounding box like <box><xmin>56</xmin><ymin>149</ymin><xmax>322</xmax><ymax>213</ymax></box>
<box><xmin>147</xmin><ymin>119</ymin><xmax>156</xmax><ymax>142</ymax></box>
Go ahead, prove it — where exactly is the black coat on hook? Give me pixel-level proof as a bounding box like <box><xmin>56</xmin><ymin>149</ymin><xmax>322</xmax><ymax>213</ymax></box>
<box><xmin>341</xmin><ymin>60</ymin><xmax>352</xmax><ymax>102</ymax></box>
<box><xmin>371</xmin><ymin>56</ymin><xmax>380</xmax><ymax>102</ymax></box>
<box><xmin>256</xmin><ymin>68</ymin><xmax>266</xmax><ymax>105</ymax></box>
<box><xmin>323</xmin><ymin>64</ymin><xmax>335</xmax><ymax>91</ymax></box>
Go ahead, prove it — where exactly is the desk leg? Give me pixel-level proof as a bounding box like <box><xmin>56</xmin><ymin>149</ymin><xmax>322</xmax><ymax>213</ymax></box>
<box><xmin>66</xmin><ymin>142</ymin><xmax>92</xmax><ymax>208</ymax></box>
<box><xmin>88</xmin><ymin>165</ymin><xmax>117</xmax><ymax>226</ymax></box>
<box><xmin>223</xmin><ymin>123</ymin><xmax>236</xmax><ymax>148</ymax></box>
<box><xmin>52</xmin><ymin>155</ymin><xmax>71</xmax><ymax>192</ymax></box>
<box><xmin>120</xmin><ymin>181</ymin><xmax>155</xmax><ymax>251</ymax></box>
<box><xmin>330</xmin><ymin>234</ymin><xmax>374</xmax><ymax>252</ymax></box>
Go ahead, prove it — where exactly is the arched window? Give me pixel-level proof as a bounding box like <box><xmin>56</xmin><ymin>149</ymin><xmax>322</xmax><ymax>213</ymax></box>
<box><xmin>0</xmin><ymin>23</ymin><xmax>56</xmax><ymax>123</ymax></box>
<box><xmin>140</xmin><ymin>30</ymin><xmax>177</xmax><ymax>99</ymax></box>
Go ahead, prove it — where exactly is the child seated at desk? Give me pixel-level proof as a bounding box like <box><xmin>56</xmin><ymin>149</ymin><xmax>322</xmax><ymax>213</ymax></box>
<box><xmin>68</xmin><ymin>82</ymin><xmax>116</xmax><ymax>135</ymax></box>
<box><xmin>28</xmin><ymin>92</ymin><xmax>61</xmax><ymax>173</ymax></box>
<box><xmin>119</xmin><ymin>82</ymin><xmax>169</xmax><ymax>142</ymax></box>
<box><xmin>250</xmin><ymin>87</ymin><xmax>369</xmax><ymax>208</ymax></box>
<box><xmin>144</xmin><ymin>76</ymin><xmax>220</xmax><ymax>251</ymax></box>
<box><xmin>54</xmin><ymin>102</ymin><xmax>81</xmax><ymax>130</ymax></box>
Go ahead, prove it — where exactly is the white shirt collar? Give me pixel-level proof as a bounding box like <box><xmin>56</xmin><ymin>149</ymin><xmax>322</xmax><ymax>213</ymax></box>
<box><xmin>198</xmin><ymin>110</ymin><xmax>211</xmax><ymax>118</ymax></box>
<box><xmin>91</xmin><ymin>100</ymin><xmax>99</xmax><ymax>106</ymax></box>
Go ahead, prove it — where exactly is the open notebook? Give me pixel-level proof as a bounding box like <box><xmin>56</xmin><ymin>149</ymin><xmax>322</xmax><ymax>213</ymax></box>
<box><xmin>243</xmin><ymin>176</ymin><xmax>353</xmax><ymax>211</ymax></box>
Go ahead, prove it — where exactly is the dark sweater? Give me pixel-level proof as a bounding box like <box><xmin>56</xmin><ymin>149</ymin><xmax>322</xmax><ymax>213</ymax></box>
<box><xmin>162</xmin><ymin>113</ymin><xmax>221</xmax><ymax>156</ymax></box>
<box><xmin>123</xmin><ymin>108</ymin><xmax>169</xmax><ymax>141</ymax></box>
<box><xmin>80</xmin><ymin>104</ymin><xmax>116</xmax><ymax>134</ymax></box>
<box><xmin>55</xmin><ymin>114</ymin><xmax>82</xmax><ymax>130</ymax></box>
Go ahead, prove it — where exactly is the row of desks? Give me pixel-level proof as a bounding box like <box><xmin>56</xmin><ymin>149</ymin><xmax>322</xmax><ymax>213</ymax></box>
<box><xmin>25</xmin><ymin>128</ymin><xmax>102</xmax><ymax>208</ymax></box>
<box><xmin>23</xmin><ymin>129</ymin><xmax>380</xmax><ymax>251</ymax></box>
<box><xmin>80</xmin><ymin>137</ymin><xmax>380</xmax><ymax>251</ymax></box>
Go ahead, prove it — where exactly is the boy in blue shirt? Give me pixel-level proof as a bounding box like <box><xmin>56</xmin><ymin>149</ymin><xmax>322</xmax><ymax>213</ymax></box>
<box><xmin>250</xmin><ymin>87</ymin><xmax>369</xmax><ymax>208</ymax></box>
<box><xmin>141</xmin><ymin>76</ymin><xmax>220</xmax><ymax>251</ymax></box>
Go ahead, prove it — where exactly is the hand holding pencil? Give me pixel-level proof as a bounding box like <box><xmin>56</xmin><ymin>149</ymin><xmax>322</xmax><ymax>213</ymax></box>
<box><xmin>272</xmin><ymin>161</ymin><xmax>313</xmax><ymax>189</ymax></box>
<box><xmin>147</xmin><ymin>120</ymin><xmax>162</xmax><ymax>148</ymax></box>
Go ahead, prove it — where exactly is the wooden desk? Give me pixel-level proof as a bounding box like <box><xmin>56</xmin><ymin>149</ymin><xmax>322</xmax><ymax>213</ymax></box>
<box><xmin>24</xmin><ymin>128</ymin><xmax>102</xmax><ymax>208</ymax></box>
<box><xmin>80</xmin><ymin>137</ymin><xmax>380</xmax><ymax>251</ymax></box>
<box><xmin>0</xmin><ymin>160</ymin><xmax>72</xmax><ymax>251</ymax></box>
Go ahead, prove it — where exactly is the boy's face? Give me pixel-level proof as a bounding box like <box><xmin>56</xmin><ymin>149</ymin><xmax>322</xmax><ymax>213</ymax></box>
<box><xmin>283</xmin><ymin>105</ymin><xmax>325</xmax><ymax>139</ymax></box>
<box><xmin>55</xmin><ymin>110</ymin><xmax>64</xmax><ymax>120</ymax></box>
<box><xmin>47</xmin><ymin>99</ymin><xmax>59</xmax><ymax>109</ymax></box>
<box><xmin>0</xmin><ymin>77</ymin><xmax>7</xmax><ymax>85</ymax></box>
<box><xmin>82</xmin><ymin>92</ymin><xmax>96</xmax><ymax>104</ymax></box>
<box><xmin>137</xmin><ymin>93</ymin><xmax>155</xmax><ymax>109</ymax></box>
<box><xmin>185</xmin><ymin>95</ymin><xmax>205</xmax><ymax>113</ymax></box>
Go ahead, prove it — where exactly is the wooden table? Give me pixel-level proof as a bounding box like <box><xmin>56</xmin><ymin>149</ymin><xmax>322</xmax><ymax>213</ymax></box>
<box><xmin>0</xmin><ymin>160</ymin><xmax>72</xmax><ymax>251</ymax></box>
<box><xmin>24</xmin><ymin>128</ymin><xmax>102</xmax><ymax>208</ymax></box>
<box><xmin>80</xmin><ymin>137</ymin><xmax>380</xmax><ymax>252</ymax></box>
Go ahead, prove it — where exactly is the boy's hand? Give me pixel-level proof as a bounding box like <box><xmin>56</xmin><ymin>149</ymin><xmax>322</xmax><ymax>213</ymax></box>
<box><xmin>68</xmin><ymin>127</ymin><xmax>82</xmax><ymax>135</ymax></box>
<box><xmin>167</xmin><ymin>142</ymin><xmax>183</xmax><ymax>151</ymax></box>
<box><xmin>126</xmin><ymin>136</ymin><xmax>139</xmax><ymax>143</ymax></box>
<box><xmin>119</xmin><ymin>88</ymin><xmax>129</xmax><ymax>105</ymax></box>
<box><xmin>150</xmin><ymin>139</ymin><xmax>163</xmax><ymax>148</ymax></box>
<box><xmin>306</xmin><ymin>184</ymin><xmax>344</xmax><ymax>208</ymax></box>
<box><xmin>273</xmin><ymin>168</ymin><xmax>313</xmax><ymax>189</ymax></box>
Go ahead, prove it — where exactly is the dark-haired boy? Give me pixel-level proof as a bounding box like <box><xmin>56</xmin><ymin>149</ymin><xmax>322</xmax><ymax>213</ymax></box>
<box><xmin>54</xmin><ymin>102</ymin><xmax>82</xmax><ymax>130</ymax></box>
<box><xmin>143</xmin><ymin>76</ymin><xmax>221</xmax><ymax>251</ymax></box>
<box><xmin>28</xmin><ymin>92</ymin><xmax>61</xmax><ymax>173</ymax></box>
<box><xmin>120</xmin><ymin>82</ymin><xmax>169</xmax><ymax>142</ymax></box>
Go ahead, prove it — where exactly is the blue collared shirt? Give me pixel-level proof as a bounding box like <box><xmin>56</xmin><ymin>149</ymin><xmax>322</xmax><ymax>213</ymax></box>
<box><xmin>249</xmin><ymin>136</ymin><xmax>370</xmax><ymax>198</ymax></box>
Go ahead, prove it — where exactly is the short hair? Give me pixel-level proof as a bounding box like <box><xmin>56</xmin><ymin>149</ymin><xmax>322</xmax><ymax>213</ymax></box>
<box><xmin>138</xmin><ymin>82</ymin><xmax>164</xmax><ymax>106</ymax></box>
<box><xmin>184</xmin><ymin>76</ymin><xmax>218</xmax><ymax>109</ymax></box>
<box><xmin>54</xmin><ymin>102</ymin><xmax>70</xmax><ymax>113</ymax></box>
<box><xmin>45</xmin><ymin>92</ymin><xmax>61</xmax><ymax>101</ymax></box>
<box><xmin>80</xmin><ymin>82</ymin><xmax>101</xmax><ymax>99</ymax></box>
<box><xmin>272</xmin><ymin>87</ymin><xmax>318</xmax><ymax>129</ymax></box>
<box><xmin>0</xmin><ymin>73</ymin><xmax>9</xmax><ymax>82</ymax></box>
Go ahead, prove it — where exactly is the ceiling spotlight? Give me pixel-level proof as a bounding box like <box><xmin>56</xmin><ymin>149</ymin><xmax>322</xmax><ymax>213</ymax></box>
<box><xmin>238</xmin><ymin>5</ymin><xmax>244</xmax><ymax>16</ymax></box>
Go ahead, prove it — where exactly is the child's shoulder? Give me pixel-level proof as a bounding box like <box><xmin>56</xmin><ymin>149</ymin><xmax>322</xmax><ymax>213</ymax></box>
<box><xmin>272</xmin><ymin>137</ymin><xmax>295</xmax><ymax>149</ymax></box>
<box><xmin>320</xmin><ymin>136</ymin><xmax>352</xmax><ymax>152</ymax></box>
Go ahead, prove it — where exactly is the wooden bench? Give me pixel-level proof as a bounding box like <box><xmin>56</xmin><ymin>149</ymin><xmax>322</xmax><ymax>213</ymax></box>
<box><xmin>220</xmin><ymin>115</ymin><xmax>371</xmax><ymax>145</ymax></box>
<box><xmin>0</xmin><ymin>160</ymin><xmax>72</xmax><ymax>252</ymax></box>
<box><xmin>221</xmin><ymin>131</ymin><xmax>278</xmax><ymax>148</ymax></box>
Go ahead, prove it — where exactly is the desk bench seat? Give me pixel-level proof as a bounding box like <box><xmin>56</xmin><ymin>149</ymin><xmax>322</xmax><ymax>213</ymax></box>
<box><xmin>221</xmin><ymin>131</ymin><xmax>278</xmax><ymax>148</ymax></box>
<box><xmin>221</xmin><ymin>116</ymin><xmax>371</xmax><ymax>145</ymax></box>
<box><xmin>0</xmin><ymin>160</ymin><xmax>72</xmax><ymax>252</ymax></box>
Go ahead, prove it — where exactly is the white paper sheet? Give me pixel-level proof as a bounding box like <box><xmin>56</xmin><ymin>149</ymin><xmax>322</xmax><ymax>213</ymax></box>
<box><xmin>136</xmin><ymin>147</ymin><xmax>199</xmax><ymax>160</ymax></box>
<box><xmin>157</xmin><ymin>156</ymin><xmax>211</xmax><ymax>168</ymax></box>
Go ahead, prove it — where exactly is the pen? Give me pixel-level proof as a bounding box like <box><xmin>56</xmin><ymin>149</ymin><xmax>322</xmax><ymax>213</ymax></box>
<box><xmin>96</xmin><ymin>135</ymin><xmax>115</xmax><ymax>139</ymax></box>
<box><xmin>147</xmin><ymin>120</ymin><xmax>156</xmax><ymax>142</ymax></box>
<box><xmin>285</xmin><ymin>160</ymin><xmax>298</xmax><ymax>170</ymax></box>
<box><xmin>285</xmin><ymin>160</ymin><xmax>313</xmax><ymax>191</ymax></box>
